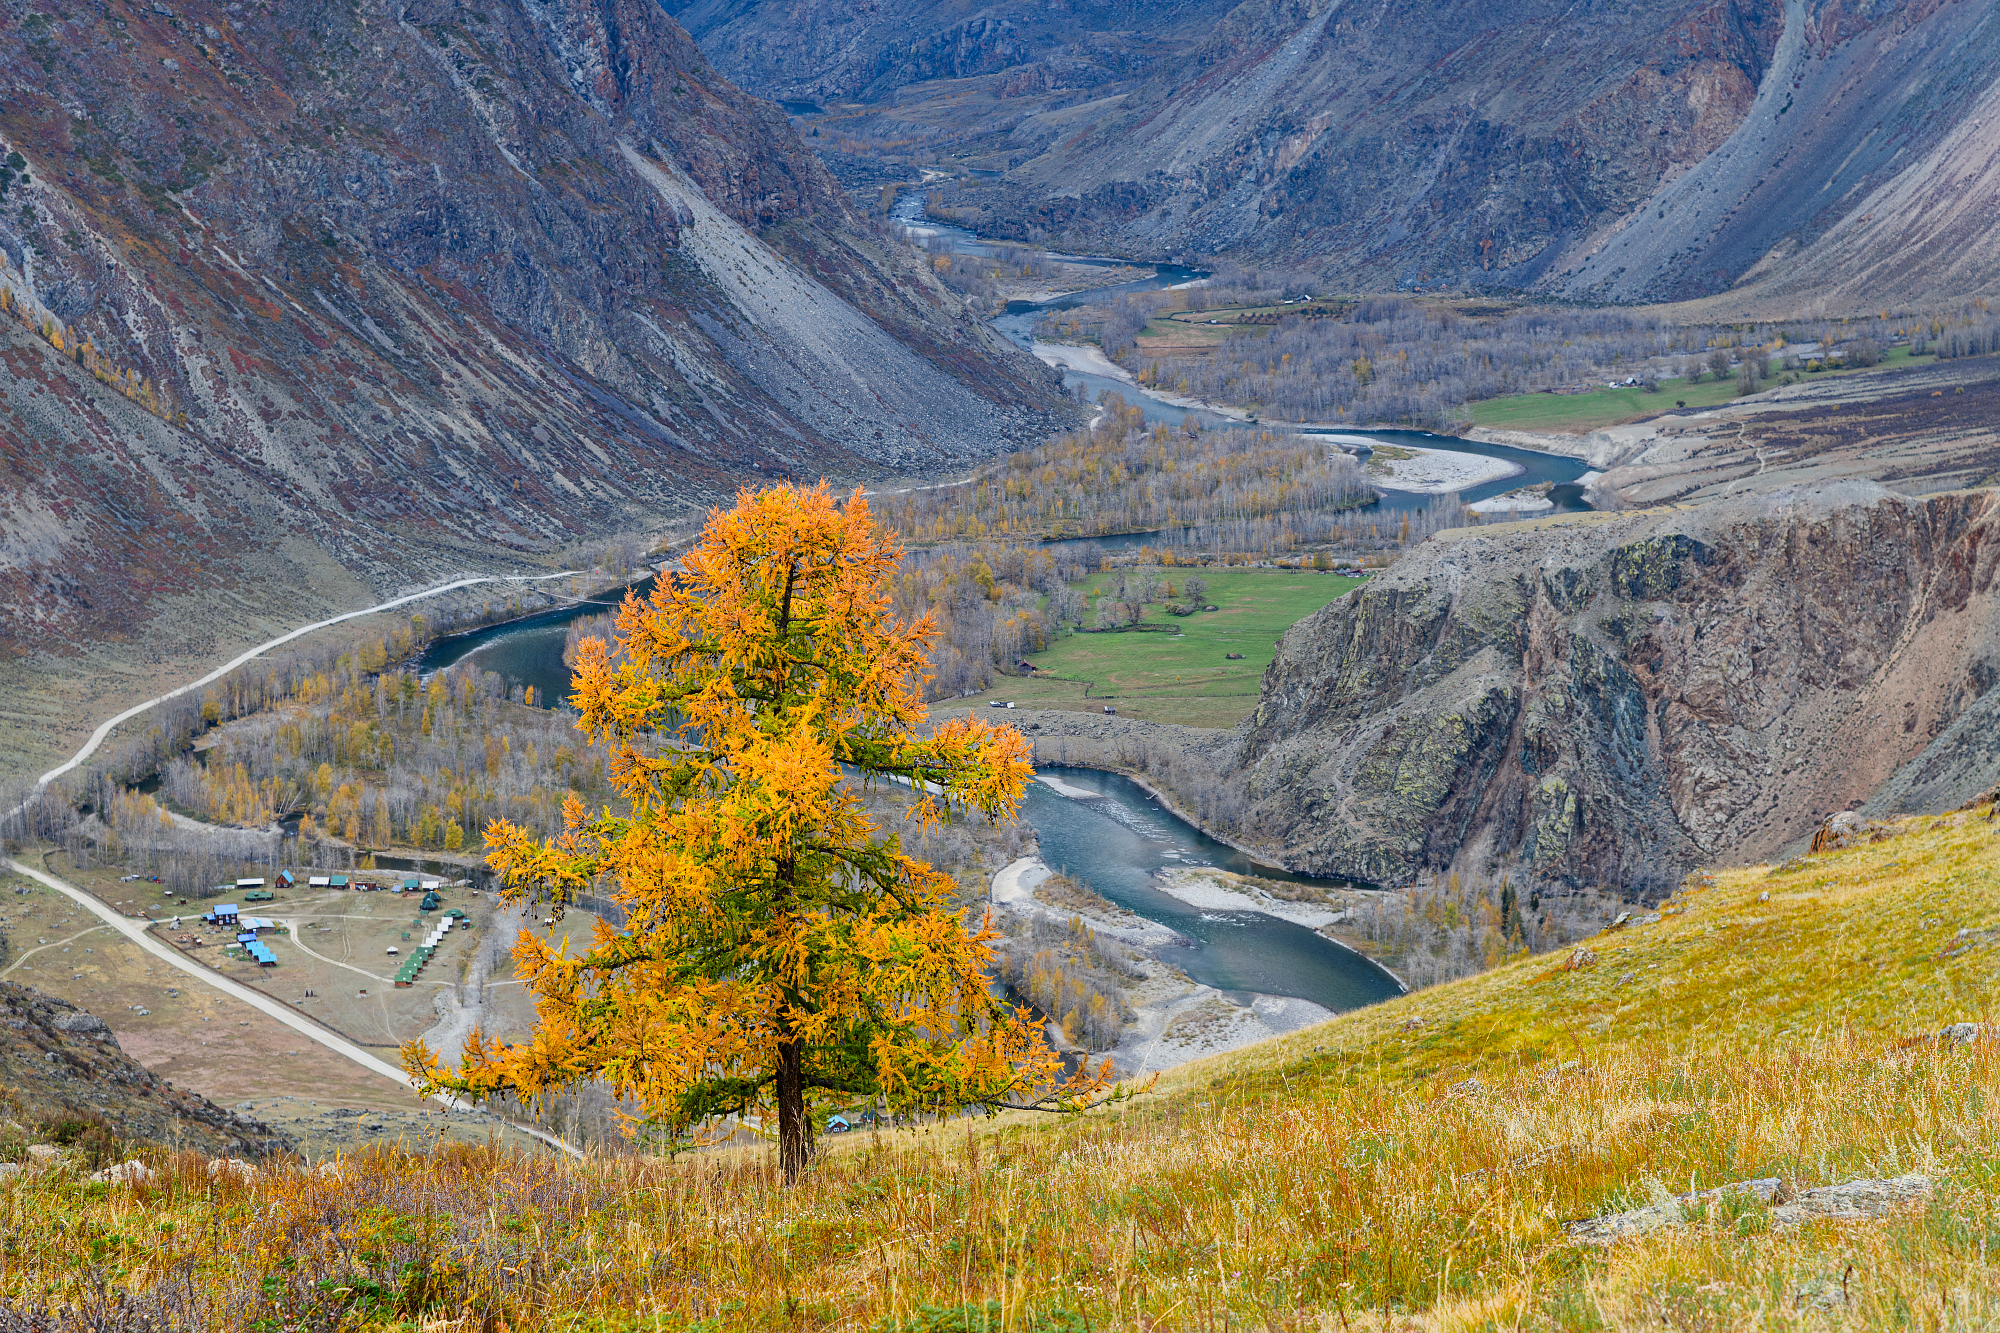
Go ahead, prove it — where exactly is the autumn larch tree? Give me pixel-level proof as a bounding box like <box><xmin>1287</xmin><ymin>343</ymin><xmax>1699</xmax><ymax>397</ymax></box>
<box><xmin>404</xmin><ymin>483</ymin><xmax>1112</xmax><ymax>1178</ymax></box>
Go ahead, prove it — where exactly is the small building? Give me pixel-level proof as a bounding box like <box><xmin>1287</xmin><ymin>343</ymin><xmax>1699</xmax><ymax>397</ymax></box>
<box><xmin>243</xmin><ymin>889</ymin><xmax>275</xmax><ymax>902</ymax></box>
<box><xmin>278</xmin><ymin>871</ymin><xmax>296</xmax><ymax>888</ymax></box>
<box><xmin>247</xmin><ymin>941</ymin><xmax>277</xmax><ymax>966</ymax></box>
<box><xmin>825</xmin><ymin>1114</ymin><xmax>852</xmax><ymax>1134</ymax></box>
<box><xmin>235</xmin><ymin>878</ymin><xmax>265</xmax><ymax>891</ymax></box>
<box><xmin>329</xmin><ymin>875</ymin><xmax>348</xmax><ymax>890</ymax></box>
<box><xmin>308</xmin><ymin>876</ymin><xmax>331</xmax><ymax>888</ymax></box>
<box><xmin>420</xmin><ymin>891</ymin><xmax>442</xmax><ymax>913</ymax></box>
<box><xmin>211</xmin><ymin>904</ymin><xmax>240</xmax><ymax>927</ymax></box>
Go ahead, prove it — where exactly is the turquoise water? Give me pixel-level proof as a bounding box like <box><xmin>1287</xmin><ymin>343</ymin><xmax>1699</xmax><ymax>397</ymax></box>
<box><xmin>1022</xmin><ymin>767</ymin><xmax>1402</xmax><ymax>1009</ymax></box>
<box><xmin>415</xmin><ymin>597</ymin><xmax>1400</xmax><ymax>1013</ymax></box>
<box><xmin>414</xmin><ymin>576</ymin><xmax>656</xmax><ymax>710</ymax></box>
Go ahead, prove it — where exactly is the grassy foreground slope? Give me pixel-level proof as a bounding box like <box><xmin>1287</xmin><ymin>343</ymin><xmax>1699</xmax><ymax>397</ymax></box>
<box><xmin>4</xmin><ymin>803</ymin><xmax>1998</xmax><ymax>1330</ymax></box>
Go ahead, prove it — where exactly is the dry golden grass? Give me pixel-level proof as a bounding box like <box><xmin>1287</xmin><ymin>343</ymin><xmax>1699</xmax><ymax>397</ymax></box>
<box><xmin>3</xmin><ymin>804</ymin><xmax>1998</xmax><ymax>1330</ymax></box>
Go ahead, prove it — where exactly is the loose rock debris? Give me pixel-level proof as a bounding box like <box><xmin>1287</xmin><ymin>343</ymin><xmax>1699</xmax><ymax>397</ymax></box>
<box><xmin>1565</xmin><ymin>1174</ymin><xmax>1932</xmax><ymax>1244</ymax></box>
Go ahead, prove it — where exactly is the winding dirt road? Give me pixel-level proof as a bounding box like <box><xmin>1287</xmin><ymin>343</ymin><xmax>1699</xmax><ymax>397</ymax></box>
<box><xmin>37</xmin><ymin>568</ymin><xmax>586</xmax><ymax>788</ymax></box>
<box><xmin>3</xmin><ymin>856</ymin><xmax>580</xmax><ymax>1158</ymax></box>
<box><xmin>5</xmin><ymin>569</ymin><xmax>604</xmax><ymax>1158</ymax></box>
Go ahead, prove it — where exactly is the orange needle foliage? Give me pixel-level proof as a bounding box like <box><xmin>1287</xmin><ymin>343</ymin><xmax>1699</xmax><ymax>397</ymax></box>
<box><xmin>403</xmin><ymin>483</ymin><xmax>1114</xmax><ymax>1177</ymax></box>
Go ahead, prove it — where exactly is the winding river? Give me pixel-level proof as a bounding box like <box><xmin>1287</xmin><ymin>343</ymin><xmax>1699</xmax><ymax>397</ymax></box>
<box><xmin>416</xmin><ymin>597</ymin><xmax>1403</xmax><ymax>1013</ymax></box>
<box><xmin>895</xmin><ymin>190</ymin><xmax>1592</xmax><ymax>513</ymax></box>
<box><xmin>407</xmin><ymin>203</ymin><xmax>1598</xmax><ymax>1017</ymax></box>
<box><xmin>1024</xmin><ymin>768</ymin><xmax>1401</xmax><ymax>1008</ymax></box>
<box><xmin>412</xmin><ymin>576</ymin><xmax>658</xmax><ymax>711</ymax></box>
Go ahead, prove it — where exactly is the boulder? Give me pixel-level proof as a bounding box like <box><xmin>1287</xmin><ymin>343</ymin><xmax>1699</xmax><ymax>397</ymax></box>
<box><xmin>91</xmin><ymin>1159</ymin><xmax>154</xmax><ymax>1185</ymax></box>
<box><xmin>1810</xmin><ymin>810</ymin><xmax>1895</xmax><ymax>853</ymax></box>
<box><xmin>1771</xmin><ymin>1174</ymin><xmax>1932</xmax><ymax>1227</ymax></box>
<box><xmin>49</xmin><ymin>1010</ymin><xmax>110</xmax><ymax>1037</ymax></box>
<box><xmin>1566</xmin><ymin>1178</ymin><xmax>1785</xmax><ymax>1245</ymax></box>
<box><xmin>1566</xmin><ymin>1174</ymin><xmax>1932</xmax><ymax>1244</ymax></box>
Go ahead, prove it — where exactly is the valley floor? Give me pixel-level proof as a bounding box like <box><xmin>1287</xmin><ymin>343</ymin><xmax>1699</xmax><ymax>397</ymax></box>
<box><xmin>1471</xmin><ymin>355</ymin><xmax>2000</xmax><ymax>504</ymax></box>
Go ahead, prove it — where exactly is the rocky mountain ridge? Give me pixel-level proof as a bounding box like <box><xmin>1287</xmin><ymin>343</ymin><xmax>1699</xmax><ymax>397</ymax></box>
<box><xmin>666</xmin><ymin>0</ymin><xmax>1232</xmax><ymax>110</ymax></box>
<box><xmin>710</xmin><ymin>0</ymin><xmax>2000</xmax><ymax>309</ymax></box>
<box><xmin>0</xmin><ymin>0</ymin><xmax>1066</xmax><ymax>676</ymax></box>
<box><xmin>1223</xmin><ymin>484</ymin><xmax>2000</xmax><ymax>890</ymax></box>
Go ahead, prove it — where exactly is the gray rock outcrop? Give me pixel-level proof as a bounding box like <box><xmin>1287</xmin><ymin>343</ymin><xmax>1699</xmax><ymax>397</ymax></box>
<box><xmin>1225</xmin><ymin>484</ymin><xmax>2000</xmax><ymax>889</ymax></box>
<box><xmin>1566</xmin><ymin>1174</ymin><xmax>1933</xmax><ymax>1244</ymax></box>
<box><xmin>0</xmin><ymin>982</ymin><xmax>293</xmax><ymax>1161</ymax></box>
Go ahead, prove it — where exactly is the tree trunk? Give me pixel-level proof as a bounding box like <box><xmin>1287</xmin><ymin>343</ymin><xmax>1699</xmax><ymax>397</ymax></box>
<box><xmin>776</xmin><ymin>1035</ymin><xmax>811</xmax><ymax>1182</ymax></box>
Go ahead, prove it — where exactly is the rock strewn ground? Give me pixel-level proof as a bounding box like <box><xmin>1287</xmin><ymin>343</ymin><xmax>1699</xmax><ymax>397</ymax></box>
<box><xmin>0</xmin><ymin>980</ymin><xmax>292</xmax><ymax>1160</ymax></box>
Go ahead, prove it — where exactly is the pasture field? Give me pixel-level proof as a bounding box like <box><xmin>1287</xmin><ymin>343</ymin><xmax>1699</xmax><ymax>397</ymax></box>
<box><xmin>1467</xmin><ymin>346</ymin><xmax>1932</xmax><ymax>434</ymax></box>
<box><xmin>956</xmin><ymin>568</ymin><xmax>1364</xmax><ymax>729</ymax></box>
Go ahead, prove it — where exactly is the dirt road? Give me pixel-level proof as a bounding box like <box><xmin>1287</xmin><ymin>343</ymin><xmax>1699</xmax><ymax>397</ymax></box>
<box><xmin>3</xmin><ymin>856</ymin><xmax>581</xmax><ymax>1159</ymax></box>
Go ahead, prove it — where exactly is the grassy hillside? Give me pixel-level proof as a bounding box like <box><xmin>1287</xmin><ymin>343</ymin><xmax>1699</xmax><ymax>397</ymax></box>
<box><xmin>4</xmin><ymin>801</ymin><xmax>1997</xmax><ymax>1329</ymax></box>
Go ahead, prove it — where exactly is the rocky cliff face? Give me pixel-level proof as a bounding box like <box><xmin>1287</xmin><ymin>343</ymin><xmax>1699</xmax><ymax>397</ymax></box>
<box><xmin>0</xmin><ymin>0</ymin><xmax>1065</xmax><ymax>666</ymax></box>
<box><xmin>0</xmin><ymin>982</ymin><xmax>292</xmax><ymax>1159</ymax></box>
<box><xmin>814</xmin><ymin>0</ymin><xmax>2000</xmax><ymax>307</ymax></box>
<box><xmin>666</xmin><ymin>0</ymin><xmax>1230</xmax><ymax>108</ymax></box>
<box><xmin>1228</xmin><ymin>485</ymin><xmax>2000</xmax><ymax>892</ymax></box>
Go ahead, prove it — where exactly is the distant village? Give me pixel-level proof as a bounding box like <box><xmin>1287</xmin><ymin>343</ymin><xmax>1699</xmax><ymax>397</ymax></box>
<box><xmin>165</xmin><ymin>870</ymin><xmax>466</xmax><ymax>987</ymax></box>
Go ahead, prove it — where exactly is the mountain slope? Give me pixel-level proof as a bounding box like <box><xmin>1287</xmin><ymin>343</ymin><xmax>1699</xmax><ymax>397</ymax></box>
<box><xmin>1225</xmin><ymin>484</ymin><xmax>2000</xmax><ymax>890</ymax></box>
<box><xmin>1553</xmin><ymin>0</ymin><xmax>2000</xmax><ymax>305</ymax></box>
<box><xmin>0</xmin><ymin>0</ymin><xmax>1064</xmax><ymax>692</ymax></box>
<box><xmin>0</xmin><ymin>981</ymin><xmax>292</xmax><ymax>1161</ymax></box>
<box><xmin>912</xmin><ymin>0</ymin><xmax>1787</xmax><ymax>278</ymax></box>
<box><xmin>852</xmin><ymin>0</ymin><xmax>2000</xmax><ymax>308</ymax></box>
<box><xmin>665</xmin><ymin>0</ymin><xmax>1233</xmax><ymax>108</ymax></box>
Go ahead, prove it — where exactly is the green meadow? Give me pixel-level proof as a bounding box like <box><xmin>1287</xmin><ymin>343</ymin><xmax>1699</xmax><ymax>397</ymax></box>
<box><xmin>956</xmin><ymin>568</ymin><xmax>1365</xmax><ymax>729</ymax></box>
<box><xmin>1467</xmin><ymin>347</ymin><xmax>1933</xmax><ymax>434</ymax></box>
